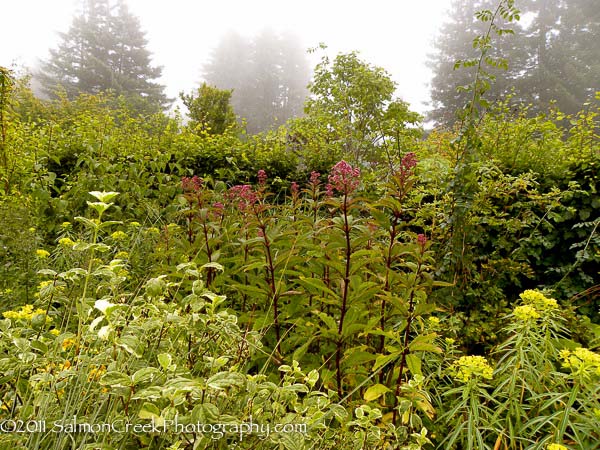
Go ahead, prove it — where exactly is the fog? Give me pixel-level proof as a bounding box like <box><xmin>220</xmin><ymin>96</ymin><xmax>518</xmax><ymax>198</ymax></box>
<box><xmin>1</xmin><ymin>0</ymin><xmax>452</xmax><ymax>115</ymax></box>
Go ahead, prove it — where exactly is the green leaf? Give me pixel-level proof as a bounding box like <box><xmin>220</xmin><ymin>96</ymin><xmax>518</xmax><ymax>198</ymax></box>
<box><xmin>277</xmin><ymin>430</ymin><xmax>306</xmax><ymax>450</ymax></box>
<box><xmin>89</xmin><ymin>191</ymin><xmax>119</xmax><ymax>203</ymax></box>
<box><xmin>100</xmin><ymin>371</ymin><xmax>132</xmax><ymax>387</ymax></box>
<box><xmin>138</xmin><ymin>402</ymin><xmax>161</xmax><ymax>420</ymax></box>
<box><xmin>201</xmin><ymin>262</ymin><xmax>224</xmax><ymax>272</ymax></box>
<box><xmin>117</xmin><ymin>335</ymin><xmax>143</xmax><ymax>358</ymax></box>
<box><xmin>316</xmin><ymin>311</ymin><xmax>338</xmax><ymax>332</ymax></box>
<box><xmin>37</xmin><ymin>269</ymin><xmax>58</xmax><ymax>276</ymax></box>
<box><xmin>132</xmin><ymin>367</ymin><xmax>162</xmax><ymax>385</ymax></box>
<box><xmin>372</xmin><ymin>351</ymin><xmax>402</xmax><ymax>373</ymax></box>
<box><xmin>405</xmin><ymin>353</ymin><xmax>422</xmax><ymax>376</ymax></box>
<box><xmin>206</xmin><ymin>372</ymin><xmax>246</xmax><ymax>390</ymax></box>
<box><xmin>12</xmin><ymin>338</ymin><xmax>29</xmax><ymax>352</ymax></box>
<box><xmin>74</xmin><ymin>216</ymin><xmax>99</xmax><ymax>230</ymax></box>
<box><xmin>409</xmin><ymin>342</ymin><xmax>442</xmax><ymax>353</ymax></box>
<box><xmin>30</xmin><ymin>340</ymin><xmax>48</xmax><ymax>354</ymax></box>
<box><xmin>364</xmin><ymin>384</ymin><xmax>390</xmax><ymax>402</ymax></box>
<box><xmin>191</xmin><ymin>403</ymin><xmax>220</xmax><ymax>423</ymax></box>
<box><xmin>297</xmin><ymin>276</ymin><xmax>337</xmax><ymax>298</ymax></box>
<box><xmin>158</xmin><ymin>353</ymin><xmax>173</xmax><ymax>370</ymax></box>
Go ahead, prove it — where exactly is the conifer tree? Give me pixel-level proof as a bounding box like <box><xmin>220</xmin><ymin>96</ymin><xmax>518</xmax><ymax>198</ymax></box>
<box><xmin>203</xmin><ymin>29</ymin><xmax>310</xmax><ymax>134</ymax></box>
<box><xmin>38</xmin><ymin>0</ymin><xmax>169</xmax><ymax>113</ymax></box>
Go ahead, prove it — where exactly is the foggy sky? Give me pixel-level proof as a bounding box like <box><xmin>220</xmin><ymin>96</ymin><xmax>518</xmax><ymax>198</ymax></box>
<box><xmin>1</xmin><ymin>0</ymin><xmax>452</xmax><ymax>115</ymax></box>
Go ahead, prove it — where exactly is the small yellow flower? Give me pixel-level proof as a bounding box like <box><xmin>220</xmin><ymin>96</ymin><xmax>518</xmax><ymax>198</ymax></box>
<box><xmin>50</xmin><ymin>328</ymin><xmax>60</xmax><ymax>336</ymax></box>
<box><xmin>115</xmin><ymin>251</ymin><xmax>129</xmax><ymax>260</ymax></box>
<box><xmin>519</xmin><ymin>290</ymin><xmax>558</xmax><ymax>311</ymax></box>
<box><xmin>3</xmin><ymin>304</ymin><xmax>52</xmax><ymax>323</ymax></box>
<box><xmin>58</xmin><ymin>237</ymin><xmax>75</xmax><ymax>247</ymax></box>
<box><xmin>547</xmin><ymin>444</ymin><xmax>568</xmax><ymax>450</ymax></box>
<box><xmin>428</xmin><ymin>316</ymin><xmax>440</xmax><ymax>326</ymax></box>
<box><xmin>513</xmin><ymin>304</ymin><xmax>540</xmax><ymax>322</ymax></box>
<box><xmin>445</xmin><ymin>338</ymin><xmax>455</xmax><ymax>345</ymax></box>
<box><xmin>129</xmin><ymin>221</ymin><xmax>141</xmax><ymax>227</ymax></box>
<box><xmin>111</xmin><ymin>231</ymin><xmax>128</xmax><ymax>241</ymax></box>
<box><xmin>28</xmin><ymin>227</ymin><xmax>36</xmax><ymax>233</ymax></box>
<box><xmin>87</xmin><ymin>364</ymin><xmax>107</xmax><ymax>382</ymax></box>
<box><xmin>36</xmin><ymin>249</ymin><xmax>50</xmax><ymax>258</ymax></box>
<box><xmin>449</xmin><ymin>355</ymin><xmax>494</xmax><ymax>383</ymax></box>
<box><xmin>560</xmin><ymin>347</ymin><xmax>600</xmax><ymax>378</ymax></box>
<box><xmin>61</xmin><ymin>221</ymin><xmax>72</xmax><ymax>229</ymax></box>
<box><xmin>61</xmin><ymin>338</ymin><xmax>77</xmax><ymax>351</ymax></box>
<box><xmin>147</xmin><ymin>227</ymin><xmax>160</xmax><ymax>234</ymax></box>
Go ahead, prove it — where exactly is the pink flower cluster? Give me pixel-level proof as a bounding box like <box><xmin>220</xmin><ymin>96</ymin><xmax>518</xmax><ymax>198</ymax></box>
<box><xmin>326</xmin><ymin>160</ymin><xmax>361</xmax><ymax>195</ymax></box>
<box><xmin>181</xmin><ymin>175</ymin><xmax>203</xmax><ymax>193</ymax></box>
<box><xmin>227</xmin><ymin>185</ymin><xmax>257</xmax><ymax>212</ymax></box>
<box><xmin>211</xmin><ymin>201</ymin><xmax>225</xmax><ymax>220</ymax></box>
<box><xmin>310</xmin><ymin>171</ymin><xmax>321</xmax><ymax>184</ymax></box>
<box><xmin>417</xmin><ymin>233</ymin><xmax>427</xmax><ymax>252</ymax></box>
<box><xmin>398</xmin><ymin>152</ymin><xmax>418</xmax><ymax>184</ymax></box>
<box><xmin>257</xmin><ymin>169</ymin><xmax>267</xmax><ymax>186</ymax></box>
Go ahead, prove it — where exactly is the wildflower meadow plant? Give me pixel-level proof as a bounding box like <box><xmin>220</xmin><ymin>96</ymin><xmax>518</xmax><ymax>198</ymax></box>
<box><xmin>326</xmin><ymin>160</ymin><xmax>361</xmax><ymax>197</ymax></box>
<box><xmin>448</xmin><ymin>355</ymin><xmax>494</xmax><ymax>383</ymax></box>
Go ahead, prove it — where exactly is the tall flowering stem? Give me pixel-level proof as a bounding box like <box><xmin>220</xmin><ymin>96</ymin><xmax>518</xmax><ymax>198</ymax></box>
<box><xmin>328</xmin><ymin>161</ymin><xmax>361</xmax><ymax>396</ymax></box>
<box><xmin>304</xmin><ymin>171</ymin><xmax>323</xmax><ymax>310</ymax></box>
<box><xmin>182</xmin><ymin>176</ymin><xmax>219</xmax><ymax>286</ymax></box>
<box><xmin>377</xmin><ymin>153</ymin><xmax>418</xmax><ymax>375</ymax></box>
<box><xmin>230</xmin><ymin>172</ymin><xmax>283</xmax><ymax>358</ymax></box>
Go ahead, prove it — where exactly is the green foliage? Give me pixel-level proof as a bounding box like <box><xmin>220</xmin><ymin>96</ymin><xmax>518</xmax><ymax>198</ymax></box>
<box><xmin>304</xmin><ymin>49</ymin><xmax>422</xmax><ymax>165</ymax></box>
<box><xmin>1</xmin><ymin>7</ymin><xmax>599</xmax><ymax>446</ymax></box>
<box><xmin>180</xmin><ymin>83</ymin><xmax>237</xmax><ymax>136</ymax></box>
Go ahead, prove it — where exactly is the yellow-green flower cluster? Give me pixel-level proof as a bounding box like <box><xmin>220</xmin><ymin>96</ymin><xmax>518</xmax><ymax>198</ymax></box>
<box><xmin>114</xmin><ymin>251</ymin><xmax>129</xmax><ymax>260</ymax></box>
<box><xmin>513</xmin><ymin>304</ymin><xmax>540</xmax><ymax>321</ymax></box>
<box><xmin>559</xmin><ymin>347</ymin><xmax>600</xmax><ymax>378</ymax></box>
<box><xmin>512</xmin><ymin>290</ymin><xmax>559</xmax><ymax>324</ymax></box>
<box><xmin>449</xmin><ymin>355</ymin><xmax>494</xmax><ymax>383</ymax></box>
<box><xmin>427</xmin><ymin>316</ymin><xmax>440</xmax><ymax>327</ymax></box>
<box><xmin>111</xmin><ymin>231</ymin><xmax>128</xmax><ymax>241</ymax></box>
<box><xmin>3</xmin><ymin>304</ymin><xmax>52</xmax><ymax>324</ymax></box>
<box><xmin>167</xmin><ymin>223</ymin><xmax>180</xmax><ymax>232</ymax></box>
<box><xmin>58</xmin><ymin>237</ymin><xmax>75</xmax><ymax>247</ymax></box>
<box><xmin>546</xmin><ymin>444</ymin><xmax>568</xmax><ymax>450</ymax></box>
<box><xmin>36</xmin><ymin>249</ymin><xmax>50</xmax><ymax>258</ymax></box>
<box><xmin>519</xmin><ymin>290</ymin><xmax>558</xmax><ymax>310</ymax></box>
